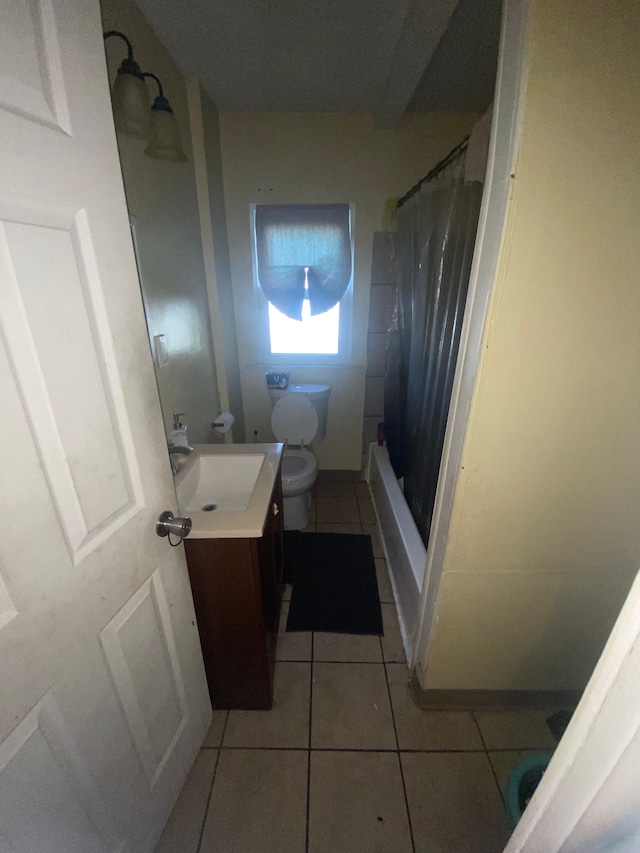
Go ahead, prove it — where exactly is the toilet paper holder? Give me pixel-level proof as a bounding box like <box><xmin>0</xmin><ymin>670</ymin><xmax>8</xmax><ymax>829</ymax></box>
<box><xmin>211</xmin><ymin>412</ymin><xmax>235</xmax><ymax>434</ymax></box>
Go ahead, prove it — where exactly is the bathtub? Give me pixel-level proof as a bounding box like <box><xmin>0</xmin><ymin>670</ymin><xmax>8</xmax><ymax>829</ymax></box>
<box><xmin>366</xmin><ymin>444</ymin><xmax>427</xmax><ymax>664</ymax></box>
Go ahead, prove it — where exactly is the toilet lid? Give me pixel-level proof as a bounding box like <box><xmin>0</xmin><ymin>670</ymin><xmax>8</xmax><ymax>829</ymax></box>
<box><xmin>271</xmin><ymin>395</ymin><xmax>318</xmax><ymax>444</ymax></box>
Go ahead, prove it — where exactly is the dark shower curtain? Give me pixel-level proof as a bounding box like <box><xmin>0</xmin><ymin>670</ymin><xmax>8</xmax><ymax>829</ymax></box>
<box><xmin>385</xmin><ymin>161</ymin><xmax>483</xmax><ymax>548</ymax></box>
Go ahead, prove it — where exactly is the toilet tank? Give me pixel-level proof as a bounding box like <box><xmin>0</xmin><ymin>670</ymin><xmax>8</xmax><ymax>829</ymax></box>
<box><xmin>269</xmin><ymin>384</ymin><xmax>331</xmax><ymax>443</ymax></box>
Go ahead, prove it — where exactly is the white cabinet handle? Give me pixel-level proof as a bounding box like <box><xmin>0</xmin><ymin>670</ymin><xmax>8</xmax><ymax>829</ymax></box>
<box><xmin>272</xmin><ymin>502</ymin><xmax>279</xmax><ymax>516</ymax></box>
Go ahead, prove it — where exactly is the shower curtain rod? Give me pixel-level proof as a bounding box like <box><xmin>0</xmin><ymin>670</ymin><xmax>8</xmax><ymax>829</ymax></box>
<box><xmin>396</xmin><ymin>135</ymin><xmax>470</xmax><ymax>209</ymax></box>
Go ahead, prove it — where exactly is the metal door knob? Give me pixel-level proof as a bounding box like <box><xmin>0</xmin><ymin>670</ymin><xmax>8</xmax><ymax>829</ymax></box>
<box><xmin>156</xmin><ymin>510</ymin><xmax>192</xmax><ymax>541</ymax></box>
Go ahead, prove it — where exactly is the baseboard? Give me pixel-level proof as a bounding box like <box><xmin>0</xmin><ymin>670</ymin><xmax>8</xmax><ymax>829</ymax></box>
<box><xmin>409</xmin><ymin>669</ymin><xmax>582</xmax><ymax>710</ymax></box>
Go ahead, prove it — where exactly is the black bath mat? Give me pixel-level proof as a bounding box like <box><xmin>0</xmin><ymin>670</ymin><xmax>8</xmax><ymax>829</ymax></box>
<box><xmin>286</xmin><ymin>533</ymin><xmax>383</xmax><ymax>636</ymax></box>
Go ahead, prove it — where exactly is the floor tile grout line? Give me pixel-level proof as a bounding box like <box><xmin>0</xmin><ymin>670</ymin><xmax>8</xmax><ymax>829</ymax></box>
<box><xmin>474</xmin><ymin>744</ymin><xmax>558</xmax><ymax>753</ymax></box>
<box><xmin>307</xmin><ymin>658</ymin><xmax>385</xmax><ymax>665</ymax></box>
<box><xmin>305</xmin><ymin>631</ymin><xmax>314</xmax><ymax>853</ymax></box>
<box><xmin>213</xmin><ymin>745</ymin><xmax>498</xmax><ymax>753</ymax></box>
<box><xmin>382</xmin><ymin>639</ymin><xmax>416</xmax><ymax>853</ymax></box>
<box><xmin>313</xmin><ymin>658</ymin><xmax>384</xmax><ymax>664</ymax></box>
<box><xmin>196</xmin><ymin>710</ymin><xmax>229</xmax><ymax>853</ymax></box>
<box><xmin>472</xmin><ymin>711</ymin><xmax>507</xmax><ymax>808</ymax></box>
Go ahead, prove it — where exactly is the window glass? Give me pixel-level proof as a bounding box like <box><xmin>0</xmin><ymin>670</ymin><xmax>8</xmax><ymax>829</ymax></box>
<box><xmin>268</xmin><ymin>269</ymin><xmax>340</xmax><ymax>354</ymax></box>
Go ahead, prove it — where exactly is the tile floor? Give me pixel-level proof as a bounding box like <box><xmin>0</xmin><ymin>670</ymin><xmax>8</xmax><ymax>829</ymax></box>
<box><xmin>156</xmin><ymin>476</ymin><xmax>558</xmax><ymax>853</ymax></box>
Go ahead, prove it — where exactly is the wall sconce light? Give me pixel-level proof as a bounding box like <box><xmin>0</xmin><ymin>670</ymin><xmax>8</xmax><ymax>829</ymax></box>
<box><xmin>103</xmin><ymin>30</ymin><xmax>187</xmax><ymax>162</ymax></box>
<box><xmin>142</xmin><ymin>73</ymin><xmax>187</xmax><ymax>163</ymax></box>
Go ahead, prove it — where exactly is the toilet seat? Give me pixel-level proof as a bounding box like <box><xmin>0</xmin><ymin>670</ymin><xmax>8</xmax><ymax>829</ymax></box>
<box><xmin>280</xmin><ymin>448</ymin><xmax>317</xmax><ymax>497</ymax></box>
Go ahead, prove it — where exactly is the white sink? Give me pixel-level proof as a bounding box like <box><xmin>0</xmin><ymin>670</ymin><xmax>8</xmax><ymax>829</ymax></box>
<box><xmin>174</xmin><ymin>443</ymin><xmax>283</xmax><ymax>538</ymax></box>
<box><xmin>178</xmin><ymin>453</ymin><xmax>266</xmax><ymax>513</ymax></box>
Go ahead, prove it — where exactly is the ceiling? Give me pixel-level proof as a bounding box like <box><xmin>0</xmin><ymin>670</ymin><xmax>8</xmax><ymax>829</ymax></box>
<box><xmin>135</xmin><ymin>0</ymin><xmax>502</xmax><ymax>126</ymax></box>
<box><xmin>408</xmin><ymin>0</ymin><xmax>502</xmax><ymax>112</ymax></box>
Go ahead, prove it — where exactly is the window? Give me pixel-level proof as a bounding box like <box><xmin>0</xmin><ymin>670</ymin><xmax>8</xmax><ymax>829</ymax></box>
<box><xmin>252</xmin><ymin>204</ymin><xmax>354</xmax><ymax>362</ymax></box>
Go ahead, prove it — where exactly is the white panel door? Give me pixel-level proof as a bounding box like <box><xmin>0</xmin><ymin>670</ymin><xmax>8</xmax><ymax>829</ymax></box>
<box><xmin>0</xmin><ymin>1</ymin><xmax>212</xmax><ymax>850</ymax></box>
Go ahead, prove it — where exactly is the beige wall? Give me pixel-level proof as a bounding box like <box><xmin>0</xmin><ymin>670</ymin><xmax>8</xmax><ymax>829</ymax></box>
<box><xmin>424</xmin><ymin>0</ymin><xmax>640</xmax><ymax>690</ymax></box>
<box><xmin>102</xmin><ymin>0</ymin><xmax>221</xmax><ymax>444</ymax></box>
<box><xmin>219</xmin><ymin>112</ymin><xmax>477</xmax><ymax>468</ymax></box>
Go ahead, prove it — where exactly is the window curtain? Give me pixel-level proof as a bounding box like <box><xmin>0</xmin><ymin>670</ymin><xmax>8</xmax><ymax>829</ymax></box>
<box><xmin>255</xmin><ymin>204</ymin><xmax>352</xmax><ymax>320</ymax></box>
<box><xmin>385</xmin><ymin>160</ymin><xmax>483</xmax><ymax>547</ymax></box>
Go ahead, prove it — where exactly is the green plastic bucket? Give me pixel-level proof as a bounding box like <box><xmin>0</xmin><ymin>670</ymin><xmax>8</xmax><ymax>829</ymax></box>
<box><xmin>505</xmin><ymin>753</ymin><xmax>552</xmax><ymax>826</ymax></box>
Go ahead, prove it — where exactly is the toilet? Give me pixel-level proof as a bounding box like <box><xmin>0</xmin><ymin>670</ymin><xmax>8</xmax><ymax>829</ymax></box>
<box><xmin>269</xmin><ymin>384</ymin><xmax>330</xmax><ymax>530</ymax></box>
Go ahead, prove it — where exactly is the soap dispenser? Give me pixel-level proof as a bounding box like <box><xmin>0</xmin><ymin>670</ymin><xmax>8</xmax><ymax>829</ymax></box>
<box><xmin>168</xmin><ymin>413</ymin><xmax>190</xmax><ymax>449</ymax></box>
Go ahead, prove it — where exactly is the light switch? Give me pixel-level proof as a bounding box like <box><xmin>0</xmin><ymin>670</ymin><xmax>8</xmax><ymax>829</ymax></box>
<box><xmin>154</xmin><ymin>334</ymin><xmax>169</xmax><ymax>368</ymax></box>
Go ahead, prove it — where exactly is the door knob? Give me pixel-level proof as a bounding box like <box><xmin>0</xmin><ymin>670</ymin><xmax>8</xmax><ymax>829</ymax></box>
<box><xmin>272</xmin><ymin>503</ymin><xmax>279</xmax><ymax>516</ymax></box>
<box><xmin>156</xmin><ymin>510</ymin><xmax>192</xmax><ymax>544</ymax></box>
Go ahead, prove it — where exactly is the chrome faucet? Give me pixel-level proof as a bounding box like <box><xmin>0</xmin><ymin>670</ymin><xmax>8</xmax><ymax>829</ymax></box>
<box><xmin>168</xmin><ymin>444</ymin><xmax>193</xmax><ymax>474</ymax></box>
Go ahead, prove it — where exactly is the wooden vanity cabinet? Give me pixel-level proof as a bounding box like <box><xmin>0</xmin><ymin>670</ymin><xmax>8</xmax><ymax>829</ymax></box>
<box><xmin>184</xmin><ymin>474</ymin><xmax>284</xmax><ymax>710</ymax></box>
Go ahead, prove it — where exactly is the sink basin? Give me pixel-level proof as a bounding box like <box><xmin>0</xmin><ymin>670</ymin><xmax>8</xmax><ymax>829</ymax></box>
<box><xmin>174</xmin><ymin>443</ymin><xmax>283</xmax><ymax>538</ymax></box>
<box><xmin>178</xmin><ymin>453</ymin><xmax>265</xmax><ymax>513</ymax></box>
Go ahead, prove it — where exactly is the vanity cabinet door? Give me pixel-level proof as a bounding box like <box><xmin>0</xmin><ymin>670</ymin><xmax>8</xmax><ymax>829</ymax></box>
<box><xmin>184</xmin><ymin>473</ymin><xmax>284</xmax><ymax>710</ymax></box>
<box><xmin>255</xmin><ymin>476</ymin><xmax>285</xmax><ymax>662</ymax></box>
<box><xmin>185</xmin><ymin>536</ymin><xmax>268</xmax><ymax>709</ymax></box>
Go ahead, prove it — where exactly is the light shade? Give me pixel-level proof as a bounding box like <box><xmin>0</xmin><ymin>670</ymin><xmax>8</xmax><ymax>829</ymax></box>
<box><xmin>144</xmin><ymin>96</ymin><xmax>187</xmax><ymax>162</ymax></box>
<box><xmin>110</xmin><ymin>58</ymin><xmax>151</xmax><ymax>139</ymax></box>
